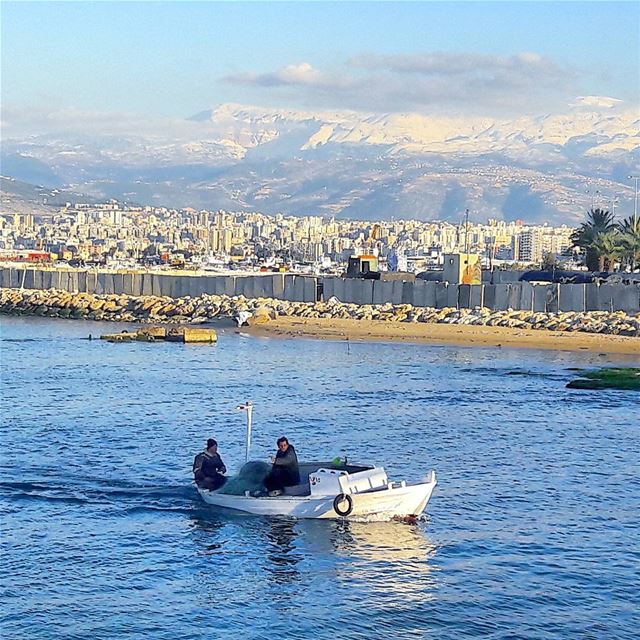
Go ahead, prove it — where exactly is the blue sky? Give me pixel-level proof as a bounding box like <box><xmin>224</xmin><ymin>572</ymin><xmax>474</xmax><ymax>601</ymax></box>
<box><xmin>2</xmin><ymin>1</ymin><xmax>638</xmax><ymax>126</ymax></box>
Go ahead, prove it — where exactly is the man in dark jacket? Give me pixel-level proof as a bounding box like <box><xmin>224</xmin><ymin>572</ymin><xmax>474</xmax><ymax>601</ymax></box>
<box><xmin>193</xmin><ymin>439</ymin><xmax>227</xmax><ymax>490</ymax></box>
<box><xmin>264</xmin><ymin>437</ymin><xmax>300</xmax><ymax>496</ymax></box>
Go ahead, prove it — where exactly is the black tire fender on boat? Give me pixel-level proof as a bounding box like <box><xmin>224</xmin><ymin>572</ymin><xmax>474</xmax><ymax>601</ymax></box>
<box><xmin>333</xmin><ymin>493</ymin><xmax>353</xmax><ymax>517</ymax></box>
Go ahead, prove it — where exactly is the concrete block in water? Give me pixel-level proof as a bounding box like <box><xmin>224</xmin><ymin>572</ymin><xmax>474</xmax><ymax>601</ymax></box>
<box><xmin>558</xmin><ymin>284</ymin><xmax>585</xmax><ymax>312</ymax></box>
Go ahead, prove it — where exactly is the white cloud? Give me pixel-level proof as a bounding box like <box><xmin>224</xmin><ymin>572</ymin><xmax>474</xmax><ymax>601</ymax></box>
<box><xmin>224</xmin><ymin>52</ymin><xmax>577</xmax><ymax>116</ymax></box>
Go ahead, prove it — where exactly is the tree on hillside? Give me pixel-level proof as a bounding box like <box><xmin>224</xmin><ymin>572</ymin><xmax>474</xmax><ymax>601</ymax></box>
<box><xmin>571</xmin><ymin>208</ymin><xmax>617</xmax><ymax>271</ymax></box>
<box><xmin>617</xmin><ymin>215</ymin><xmax>640</xmax><ymax>270</ymax></box>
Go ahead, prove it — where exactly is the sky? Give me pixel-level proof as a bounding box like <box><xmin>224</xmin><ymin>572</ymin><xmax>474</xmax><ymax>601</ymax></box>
<box><xmin>1</xmin><ymin>1</ymin><xmax>639</xmax><ymax>134</ymax></box>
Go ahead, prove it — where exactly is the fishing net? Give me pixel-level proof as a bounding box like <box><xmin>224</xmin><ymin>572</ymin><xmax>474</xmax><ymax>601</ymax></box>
<box><xmin>217</xmin><ymin>460</ymin><xmax>271</xmax><ymax>495</ymax></box>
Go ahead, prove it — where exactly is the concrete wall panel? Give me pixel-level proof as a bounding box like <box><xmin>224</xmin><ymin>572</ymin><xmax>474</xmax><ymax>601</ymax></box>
<box><xmin>493</xmin><ymin>284</ymin><xmax>510</xmax><ymax>311</ymax></box>
<box><xmin>23</xmin><ymin>269</ymin><xmax>35</xmax><ymax>290</ymax></box>
<box><xmin>545</xmin><ymin>284</ymin><xmax>559</xmax><ymax>313</ymax></box>
<box><xmin>611</xmin><ymin>285</ymin><xmax>640</xmax><ymax>313</ymax></box>
<box><xmin>122</xmin><ymin>273</ymin><xmax>134</xmax><ymax>295</ymax></box>
<box><xmin>68</xmin><ymin>271</ymin><xmax>79</xmax><ymax>293</ymax></box>
<box><xmin>508</xmin><ymin>283</ymin><xmax>522</xmax><ymax>310</ymax></box>
<box><xmin>112</xmin><ymin>273</ymin><xmax>125</xmax><ymax>295</ymax></box>
<box><xmin>446</xmin><ymin>283</ymin><xmax>459</xmax><ymax>308</ymax></box>
<box><xmin>519</xmin><ymin>282</ymin><xmax>534</xmax><ymax>311</ymax></box>
<box><xmin>532</xmin><ymin>285</ymin><xmax>546</xmax><ymax>312</ymax></box>
<box><xmin>303</xmin><ymin>277</ymin><xmax>317</xmax><ymax>302</ymax></box>
<box><xmin>271</xmin><ymin>274</ymin><xmax>284</xmax><ymax>299</ymax></box>
<box><xmin>434</xmin><ymin>283</ymin><xmax>449</xmax><ymax>309</ymax></box>
<box><xmin>401</xmin><ymin>281</ymin><xmax>414</xmax><ymax>305</ymax></box>
<box><xmin>223</xmin><ymin>276</ymin><xmax>236</xmax><ymax>297</ymax></box>
<box><xmin>32</xmin><ymin>270</ymin><xmax>44</xmax><ymax>290</ymax></box>
<box><xmin>585</xmin><ymin>283</ymin><xmax>599</xmax><ymax>311</ymax></box>
<box><xmin>458</xmin><ymin>284</ymin><xmax>471</xmax><ymax>308</ymax></box>
<box><xmin>390</xmin><ymin>280</ymin><xmax>404</xmax><ymax>305</ymax></box>
<box><xmin>77</xmin><ymin>271</ymin><xmax>87</xmax><ymax>293</ymax></box>
<box><xmin>469</xmin><ymin>285</ymin><xmax>483</xmax><ymax>308</ymax></box>
<box><xmin>283</xmin><ymin>275</ymin><xmax>296</xmax><ymax>301</ymax></box>
<box><xmin>321</xmin><ymin>277</ymin><xmax>334</xmax><ymax>300</ymax></box>
<box><xmin>332</xmin><ymin>277</ymin><xmax>346</xmax><ymax>302</ymax></box>
<box><xmin>483</xmin><ymin>284</ymin><xmax>496</xmax><ymax>309</ymax></box>
<box><xmin>558</xmin><ymin>284</ymin><xmax>585</xmax><ymax>312</ymax></box>
<box><xmin>373</xmin><ymin>280</ymin><xmax>391</xmax><ymax>305</ymax></box>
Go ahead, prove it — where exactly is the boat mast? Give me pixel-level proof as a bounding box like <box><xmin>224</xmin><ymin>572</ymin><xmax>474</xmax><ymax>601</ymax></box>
<box><xmin>237</xmin><ymin>401</ymin><xmax>253</xmax><ymax>462</ymax></box>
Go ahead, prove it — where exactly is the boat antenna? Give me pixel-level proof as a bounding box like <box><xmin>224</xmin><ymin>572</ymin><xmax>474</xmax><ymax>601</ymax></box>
<box><xmin>236</xmin><ymin>401</ymin><xmax>253</xmax><ymax>463</ymax></box>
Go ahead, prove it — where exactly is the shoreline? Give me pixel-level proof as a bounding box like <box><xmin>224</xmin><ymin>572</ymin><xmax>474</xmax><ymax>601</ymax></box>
<box><xmin>246</xmin><ymin>316</ymin><xmax>640</xmax><ymax>355</ymax></box>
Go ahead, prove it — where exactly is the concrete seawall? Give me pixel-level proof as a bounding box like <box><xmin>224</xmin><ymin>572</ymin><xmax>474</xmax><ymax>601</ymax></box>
<box><xmin>1</xmin><ymin>267</ymin><xmax>639</xmax><ymax>313</ymax></box>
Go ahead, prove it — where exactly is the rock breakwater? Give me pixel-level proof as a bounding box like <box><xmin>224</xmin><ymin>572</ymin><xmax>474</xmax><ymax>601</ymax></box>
<box><xmin>1</xmin><ymin>288</ymin><xmax>639</xmax><ymax>337</ymax></box>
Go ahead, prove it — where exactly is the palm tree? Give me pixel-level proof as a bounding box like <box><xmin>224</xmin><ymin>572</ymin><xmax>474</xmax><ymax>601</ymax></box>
<box><xmin>591</xmin><ymin>230</ymin><xmax>624</xmax><ymax>271</ymax></box>
<box><xmin>571</xmin><ymin>208</ymin><xmax>617</xmax><ymax>271</ymax></box>
<box><xmin>617</xmin><ymin>215</ymin><xmax>640</xmax><ymax>270</ymax></box>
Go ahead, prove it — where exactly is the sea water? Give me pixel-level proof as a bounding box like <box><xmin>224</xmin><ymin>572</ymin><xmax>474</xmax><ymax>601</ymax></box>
<box><xmin>1</xmin><ymin>316</ymin><xmax>638</xmax><ymax>639</ymax></box>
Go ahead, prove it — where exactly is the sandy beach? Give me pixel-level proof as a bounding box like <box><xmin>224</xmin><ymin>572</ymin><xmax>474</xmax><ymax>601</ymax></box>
<box><xmin>247</xmin><ymin>316</ymin><xmax>640</xmax><ymax>355</ymax></box>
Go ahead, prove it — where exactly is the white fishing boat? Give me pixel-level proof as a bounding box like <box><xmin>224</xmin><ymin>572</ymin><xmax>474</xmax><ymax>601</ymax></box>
<box><xmin>196</xmin><ymin>402</ymin><xmax>437</xmax><ymax>520</ymax></box>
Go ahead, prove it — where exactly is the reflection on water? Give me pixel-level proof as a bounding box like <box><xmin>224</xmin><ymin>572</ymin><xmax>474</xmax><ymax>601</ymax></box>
<box><xmin>265</xmin><ymin>518</ymin><xmax>301</xmax><ymax>585</ymax></box>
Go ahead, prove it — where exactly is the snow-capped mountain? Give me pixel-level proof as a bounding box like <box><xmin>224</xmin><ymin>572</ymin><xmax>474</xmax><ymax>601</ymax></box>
<box><xmin>2</xmin><ymin>100</ymin><xmax>638</xmax><ymax>223</ymax></box>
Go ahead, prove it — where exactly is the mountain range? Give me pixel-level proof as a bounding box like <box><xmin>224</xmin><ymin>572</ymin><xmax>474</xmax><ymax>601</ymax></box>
<box><xmin>2</xmin><ymin>99</ymin><xmax>638</xmax><ymax>224</ymax></box>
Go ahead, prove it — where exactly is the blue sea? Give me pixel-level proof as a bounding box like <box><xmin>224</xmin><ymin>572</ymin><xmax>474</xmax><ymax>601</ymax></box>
<box><xmin>1</xmin><ymin>316</ymin><xmax>639</xmax><ymax>640</ymax></box>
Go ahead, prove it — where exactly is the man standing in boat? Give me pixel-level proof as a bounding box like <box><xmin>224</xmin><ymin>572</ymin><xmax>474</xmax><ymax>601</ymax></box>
<box><xmin>193</xmin><ymin>439</ymin><xmax>227</xmax><ymax>491</ymax></box>
<box><xmin>264</xmin><ymin>437</ymin><xmax>300</xmax><ymax>496</ymax></box>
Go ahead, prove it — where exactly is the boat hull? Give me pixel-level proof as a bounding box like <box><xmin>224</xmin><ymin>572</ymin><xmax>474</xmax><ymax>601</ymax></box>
<box><xmin>197</xmin><ymin>472</ymin><xmax>437</xmax><ymax>520</ymax></box>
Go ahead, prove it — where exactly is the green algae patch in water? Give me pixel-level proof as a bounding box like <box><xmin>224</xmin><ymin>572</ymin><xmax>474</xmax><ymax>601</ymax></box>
<box><xmin>567</xmin><ymin>367</ymin><xmax>640</xmax><ymax>391</ymax></box>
